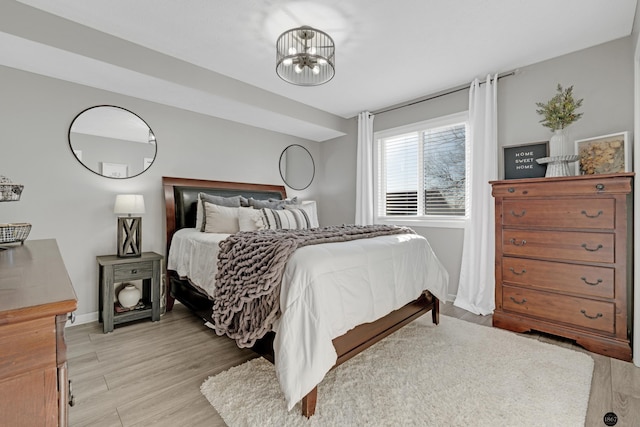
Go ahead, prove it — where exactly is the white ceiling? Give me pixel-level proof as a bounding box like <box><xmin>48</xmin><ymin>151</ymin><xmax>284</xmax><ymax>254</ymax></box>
<box><xmin>2</xmin><ymin>0</ymin><xmax>637</xmax><ymax>141</ymax></box>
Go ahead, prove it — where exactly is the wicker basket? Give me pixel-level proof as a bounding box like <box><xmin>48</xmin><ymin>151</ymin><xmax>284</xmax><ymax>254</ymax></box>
<box><xmin>0</xmin><ymin>175</ymin><xmax>24</xmax><ymax>202</ymax></box>
<box><xmin>0</xmin><ymin>223</ymin><xmax>32</xmax><ymax>244</ymax></box>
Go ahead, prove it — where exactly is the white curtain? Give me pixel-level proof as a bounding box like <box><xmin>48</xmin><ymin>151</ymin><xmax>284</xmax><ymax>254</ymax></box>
<box><xmin>454</xmin><ymin>75</ymin><xmax>498</xmax><ymax>315</ymax></box>
<box><xmin>355</xmin><ymin>111</ymin><xmax>375</xmax><ymax>225</ymax></box>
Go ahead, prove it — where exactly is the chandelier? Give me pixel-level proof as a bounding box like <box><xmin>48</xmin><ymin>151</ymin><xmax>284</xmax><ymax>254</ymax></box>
<box><xmin>276</xmin><ymin>26</ymin><xmax>335</xmax><ymax>86</ymax></box>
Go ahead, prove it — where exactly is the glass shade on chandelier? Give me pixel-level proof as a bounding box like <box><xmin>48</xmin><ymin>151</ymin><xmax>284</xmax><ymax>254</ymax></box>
<box><xmin>276</xmin><ymin>26</ymin><xmax>335</xmax><ymax>86</ymax></box>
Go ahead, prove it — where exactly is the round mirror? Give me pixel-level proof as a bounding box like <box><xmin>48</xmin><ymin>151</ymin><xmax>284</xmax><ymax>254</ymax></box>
<box><xmin>68</xmin><ymin>105</ymin><xmax>157</xmax><ymax>179</ymax></box>
<box><xmin>279</xmin><ymin>144</ymin><xmax>315</xmax><ymax>190</ymax></box>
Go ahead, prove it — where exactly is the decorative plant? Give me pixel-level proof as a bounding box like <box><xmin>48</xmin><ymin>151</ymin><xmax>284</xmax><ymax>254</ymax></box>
<box><xmin>535</xmin><ymin>84</ymin><xmax>583</xmax><ymax>131</ymax></box>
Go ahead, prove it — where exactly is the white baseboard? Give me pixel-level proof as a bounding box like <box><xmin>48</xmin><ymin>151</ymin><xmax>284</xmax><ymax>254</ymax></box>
<box><xmin>66</xmin><ymin>311</ymin><xmax>98</xmax><ymax>327</ymax></box>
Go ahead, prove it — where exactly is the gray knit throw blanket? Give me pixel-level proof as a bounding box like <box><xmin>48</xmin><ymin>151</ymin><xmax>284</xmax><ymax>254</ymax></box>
<box><xmin>212</xmin><ymin>224</ymin><xmax>415</xmax><ymax>348</ymax></box>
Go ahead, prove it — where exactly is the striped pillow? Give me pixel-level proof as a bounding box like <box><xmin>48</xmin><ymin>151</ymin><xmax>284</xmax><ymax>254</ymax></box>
<box><xmin>285</xmin><ymin>201</ymin><xmax>319</xmax><ymax>228</ymax></box>
<box><xmin>259</xmin><ymin>207</ymin><xmax>313</xmax><ymax>230</ymax></box>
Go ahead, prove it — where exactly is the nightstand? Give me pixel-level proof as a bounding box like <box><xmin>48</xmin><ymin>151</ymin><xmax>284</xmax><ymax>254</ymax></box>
<box><xmin>97</xmin><ymin>252</ymin><xmax>163</xmax><ymax>333</ymax></box>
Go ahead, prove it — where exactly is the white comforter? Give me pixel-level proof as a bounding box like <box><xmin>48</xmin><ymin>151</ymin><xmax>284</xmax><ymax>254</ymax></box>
<box><xmin>168</xmin><ymin>228</ymin><xmax>449</xmax><ymax>410</ymax></box>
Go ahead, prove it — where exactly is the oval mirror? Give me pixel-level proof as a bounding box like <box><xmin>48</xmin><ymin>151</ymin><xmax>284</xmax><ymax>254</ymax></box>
<box><xmin>279</xmin><ymin>144</ymin><xmax>315</xmax><ymax>190</ymax></box>
<box><xmin>68</xmin><ymin>105</ymin><xmax>157</xmax><ymax>179</ymax></box>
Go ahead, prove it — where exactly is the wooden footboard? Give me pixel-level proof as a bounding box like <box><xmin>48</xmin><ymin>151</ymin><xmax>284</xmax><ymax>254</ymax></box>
<box><xmin>301</xmin><ymin>293</ymin><xmax>438</xmax><ymax>417</ymax></box>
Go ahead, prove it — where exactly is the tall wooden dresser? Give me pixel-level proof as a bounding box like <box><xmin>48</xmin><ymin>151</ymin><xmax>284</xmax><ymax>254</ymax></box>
<box><xmin>0</xmin><ymin>239</ymin><xmax>77</xmax><ymax>426</ymax></box>
<box><xmin>491</xmin><ymin>173</ymin><xmax>633</xmax><ymax>361</ymax></box>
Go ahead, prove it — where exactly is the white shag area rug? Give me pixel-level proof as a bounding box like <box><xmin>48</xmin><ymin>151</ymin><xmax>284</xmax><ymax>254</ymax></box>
<box><xmin>201</xmin><ymin>316</ymin><xmax>594</xmax><ymax>427</ymax></box>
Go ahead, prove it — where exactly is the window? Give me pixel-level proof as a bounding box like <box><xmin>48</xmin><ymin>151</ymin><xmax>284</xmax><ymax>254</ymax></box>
<box><xmin>375</xmin><ymin>112</ymin><xmax>468</xmax><ymax>227</ymax></box>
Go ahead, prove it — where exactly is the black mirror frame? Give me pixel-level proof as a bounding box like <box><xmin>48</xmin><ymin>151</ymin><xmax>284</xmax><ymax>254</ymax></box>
<box><xmin>279</xmin><ymin>144</ymin><xmax>315</xmax><ymax>190</ymax></box>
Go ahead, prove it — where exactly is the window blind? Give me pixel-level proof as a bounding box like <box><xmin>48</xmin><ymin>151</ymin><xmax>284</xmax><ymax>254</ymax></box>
<box><xmin>377</xmin><ymin>118</ymin><xmax>467</xmax><ymax>218</ymax></box>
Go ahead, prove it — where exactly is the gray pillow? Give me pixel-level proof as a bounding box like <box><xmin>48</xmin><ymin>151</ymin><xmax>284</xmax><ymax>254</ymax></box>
<box><xmin>249</xmin><ymin>197</ymin><xmax>285</xmax><ymax>210</ymax></box>
<box><xmin>199</xmin><ymin>192</ymin><xmax>243</xmax><ymax>207</ymax></box>
<box><xmin>269</xmin><ymin>196</ymin><xmax>298</xmax><ymax>205</ymax></box>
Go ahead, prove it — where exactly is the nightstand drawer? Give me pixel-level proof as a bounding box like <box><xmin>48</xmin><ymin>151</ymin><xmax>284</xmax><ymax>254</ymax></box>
<box><xmin>502</xmin><ymin>285</ymin><xmax>615</xmax><ymax>334</ymax></box>
<box><xmin>502</xmin><ymin>198</ymin><xmax>614</xmax><ymax>229</ymax></box>
<box><xmin>113</xmin><ymin>261</ymin><xmax>153</xmax><ymax>281</ymax></box>
<box><xmin>502</xmin><ymin>229</ymin><xmax>614</xmax><ymax>263</ymax></box>
<box><xmin>502</xmin><ymin>257</ymin><xmax>614</xmax><ymax>299</ymax></box>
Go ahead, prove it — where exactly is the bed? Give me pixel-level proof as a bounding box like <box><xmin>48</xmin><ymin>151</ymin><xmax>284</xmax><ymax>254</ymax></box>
<box><xmin>163</xmin><ymin>176</ymin><xmax>449</xmax><ymax>417</ymax></box>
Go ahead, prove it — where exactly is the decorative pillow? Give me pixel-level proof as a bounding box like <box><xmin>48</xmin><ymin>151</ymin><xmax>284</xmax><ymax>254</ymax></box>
<box><xmin>200</xmin><ymin>192</ymin><xmax>244</xmax><ymax>208</ymax></box>
<box><xmin>269</xmin><ymin>196</ymin><xmax>298</xmax><ymax>205</ymax></box>
<box><xmin>238</xmin><ymin>207</ymin><xmax>265</xmax><ymax>231</ymax></box>
<box><xmin>286</xmin><ymin>200</ymin><xmax>319</xmax><ymax>228</ymax></box>
<box><xmin>203</xmin><ymin>201</ymin><xmax>240</xmax><ymax>234</ymax></box>
<box><xmin>198</xmin><ymin>193</ymin><xmax>248</xmax><ymax>231</ymax></box>
<box><xmin>248</xmin><ymin>197</ymin><xmax>286</xmax><ymax>210</ymax></box>
<box><xmin>259</xmin><ymin>207</ymin><xmax>313</xmax><ymax>230</ymax></box>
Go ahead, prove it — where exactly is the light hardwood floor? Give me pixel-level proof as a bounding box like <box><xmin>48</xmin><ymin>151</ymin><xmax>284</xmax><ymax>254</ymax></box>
<box><xmin>66</xmin><ymin>302</ymin><xmax>640</xmax><ymax>426</ymax></box>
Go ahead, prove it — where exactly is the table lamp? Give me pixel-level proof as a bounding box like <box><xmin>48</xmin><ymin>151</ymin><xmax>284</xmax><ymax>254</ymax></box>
<box><xmin>114</xmin><ymin>194</ymin><xmax>145</xmax><ymax>257</ymax></box>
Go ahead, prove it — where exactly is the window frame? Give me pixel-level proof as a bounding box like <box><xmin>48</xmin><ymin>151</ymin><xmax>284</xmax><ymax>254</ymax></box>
<box><xmin>373</xmin><ymin>111</ymin><xmax>469</xmax><ymax>229</ymax></box>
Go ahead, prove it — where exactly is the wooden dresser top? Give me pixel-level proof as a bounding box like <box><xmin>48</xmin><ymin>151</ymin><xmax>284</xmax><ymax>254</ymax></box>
<box><xmin>0</xmin><ymin>239</ymin><xmax>77</xmax><ymax>324</ymax></box>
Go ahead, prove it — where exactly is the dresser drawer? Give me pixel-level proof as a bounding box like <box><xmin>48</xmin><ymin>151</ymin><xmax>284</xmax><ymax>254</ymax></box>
<box><xmin>502</xmin><ymin>229</ymin><xmax>614</xmax><ymax>263</ymax></box>
<box><xmin>502</xmin><ymin>198</ymin><xmax>614</xmax><ymax>229</ymax></box>
<box><xmin>492</xmin><ymin>176</ymin><xmax>632</xmax><ymax>198</ymax></box>
<box><xmin>502</xmin><ymin>285</ymin><xmax>615</xmax><ymax>334</ymax></box>
<box><xmin>502</xmin><ymin>258</ymin><xmax>614</xmax><ymax>299</ymax></box>
<box><xmin>0</xmin><ymin>317</ymin><xmax>56</xmax><ymax>379</ymax></box>
<box><xmin>113</xmin><ymin>261</ymin><xmax>153</xmax><ymax>281</ymax></box>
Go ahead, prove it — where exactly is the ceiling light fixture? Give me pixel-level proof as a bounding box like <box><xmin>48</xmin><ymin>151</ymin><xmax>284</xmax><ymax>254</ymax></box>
<box><xmin>276</xmin><ymin>26</ymin><xmax>335</xmax><ymax>86</ymax></box>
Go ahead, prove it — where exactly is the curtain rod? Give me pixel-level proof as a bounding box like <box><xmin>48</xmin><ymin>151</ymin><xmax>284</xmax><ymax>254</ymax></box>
<box><xmin>371</xmin><ymin>70</ymin><xmax>517</xmax><ymax>116</ymax></box>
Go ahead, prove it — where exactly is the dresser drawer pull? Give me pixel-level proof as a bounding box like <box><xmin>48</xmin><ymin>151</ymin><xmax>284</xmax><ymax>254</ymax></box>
<box><xmin>581</xmin><ymin>210</ymin><xmax>603</xmax><ymax>219</ymax></box>
<box><xmin>508</xmin><ymin>187</ymin><xmax>515</xmax><ymax>193</ymax></box>
<box><xmin>510</xmin><ymin>210</ymin><xmax>526</xmax><ymax>217</ymax></box>
<box><xmin>509</xmin><ymin>267</ymin><xmax>526</xmax><ymax>275</ymax></box>
<box><xmin>595</xmin><ymin>183</ymin><xmax>605</xmax><ymax>191</ymax></box>
<box><xmin>580</xmin><ymin>277</ymin><xmax>603</xmax><ymax>286</ymax></box>
<box><xmin>69</xmin><ymin>379</ymin><xmax>75</xmax><ymax>407</ymax></box>
<box><xmin>509</xmin><ymin>238</ymin><xmax>527</xmax><ymax>247</ymax></box>
<box><xmin>509</xmin><ymin>296</ymin><xmax>527</xmax><ymax>305</ymax></box>
<box><xmin>581</xmin><ymin>243</ymin><xmax>603</xmax><ymax>252</ymax></box>
<box><xmin>131</xmin><ymin>269</ymin><xmax>138</xmax><ymax>274</ymax></box>
<box><xmin>580</xmin><ymin>309</ymin><xmax>603</xmax><ymax>320</ymax></box>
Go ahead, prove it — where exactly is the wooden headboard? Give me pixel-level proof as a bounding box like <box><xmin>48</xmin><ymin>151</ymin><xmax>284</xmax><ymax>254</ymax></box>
<box><xmin>162</xmin><ymin>177</ymin><xmax>287</xmax><ymax>257</ymax></box>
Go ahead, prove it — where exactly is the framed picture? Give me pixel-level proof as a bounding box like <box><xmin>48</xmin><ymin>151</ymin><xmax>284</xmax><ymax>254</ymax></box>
<box><xmin>575</xmin><ymin>132</ymin><xmax>630</xmax><ymax>175</ymax></box>
<box><xmin>101</xmin><ymin>162</ymin><xmax>128</xmax><ymax>178</ymax></box>
<box><xmin>502</xmin><ymin>141</ymin><xmax>549</xmax><ymax>180</ymax></box>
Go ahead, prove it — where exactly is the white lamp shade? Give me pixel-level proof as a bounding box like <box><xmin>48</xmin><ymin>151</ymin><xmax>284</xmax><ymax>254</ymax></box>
<box><xmin>114</xmin><ymin>194</ymin><xmax>145</xmax><ymax>215</ymax></box>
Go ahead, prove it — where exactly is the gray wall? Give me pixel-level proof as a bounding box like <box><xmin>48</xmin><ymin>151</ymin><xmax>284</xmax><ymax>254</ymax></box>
<box><xmin>0</xmin><ymin>36</ymin><xmax>634</xmax><ymax>319</ymax></box>
<box><xmin>0</xmin><ymin>65</ymin><xmax>322</xmax><ymax>321</ymax></box>
<box><xmin>632</xmin><ymin>5</ymin><xmax>640</xmax><ymax>367</ymax></box>
<box><xmin>318</xmin><ymin>36</ymin><xmax>634</xmax><ymax>301</ymax></box>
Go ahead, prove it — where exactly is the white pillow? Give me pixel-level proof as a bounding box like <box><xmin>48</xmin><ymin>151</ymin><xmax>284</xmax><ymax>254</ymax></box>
<box><xmin>196</xmin><ymin>193</ymin><xmax>245</xmax><ymax>231</ymax></box>
<box><xmin>203</xmin><ymin>202</ymin><xmax>240</xmax><ymax>233</ymax></box>
<box><xmin>238</xmin><ymin>207</ymin><xmax>265</xmax><ymax>231</ymax></box>
<box><xmin>285</xmin><ymin>200</ymin><xmax>319</xmax><ymax>228</ymax></box>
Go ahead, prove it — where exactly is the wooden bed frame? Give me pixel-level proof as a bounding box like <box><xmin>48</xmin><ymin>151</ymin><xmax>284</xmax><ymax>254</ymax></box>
<box><xmin>162</xmin><ymin>176</ymin><xmax>439</xmax><ymax>417</ymax></box>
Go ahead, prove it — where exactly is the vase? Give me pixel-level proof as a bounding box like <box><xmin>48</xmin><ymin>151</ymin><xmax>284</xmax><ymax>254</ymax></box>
<box><xmin>118</xmin><ymin>284</ymin><xmax>141</xmax><ymax>308</ymax></box>
<box><xmin>549</xmin><ymin>128</ymin><xmax>569</xmax><ymax>157</ymax></box>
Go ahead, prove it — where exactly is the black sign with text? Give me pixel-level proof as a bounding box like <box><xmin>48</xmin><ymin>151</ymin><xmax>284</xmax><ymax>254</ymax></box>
<box><xmin>503</xmin><ymin>141</ymin><xmax>549</xmax><ymax>179</ymax></box>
